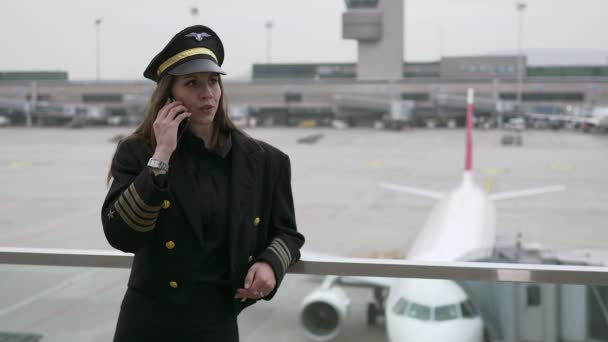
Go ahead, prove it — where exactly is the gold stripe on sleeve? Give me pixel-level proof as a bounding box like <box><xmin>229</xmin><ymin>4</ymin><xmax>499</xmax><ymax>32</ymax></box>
<box><xmin>118</xmin><ymin>196</ymin><xmax>157</xmax><ymax>226</ymax></box>
<box><xmin>114</xmin><ymin>201</ymin><xmax>155</xmax><ymax>233</ymax></box>
<box><xmin>268</xmin><ymin>245</ymin><xmax>288</xmax><ymax>273</ymax></box>
<box><xmin>269</xmin><ymin>242</ymin><xmax>289</xmax><ymax>271</ymax></box>
<box><xmin>122</xmin><ymin>190</ymin><xmax>159</xmax><ymax>219</ymax></box>
<box><xmin>275</xmin><ymin>238</ymin><xmax>293</xmax><ymax>266</ymax></box>
<box><xmin>127</xmin><ymin>184</ymin><xmax>161</xmax><ymax>212</ymax></box>
<box><xmin>271</xmin><ymin>239</ymin><xmax>291</xmax><ymax>267</ymax></box>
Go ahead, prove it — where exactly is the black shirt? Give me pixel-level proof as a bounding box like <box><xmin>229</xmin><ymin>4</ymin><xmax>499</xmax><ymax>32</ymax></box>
<box><xmin>178</xmin><ymin>131</ymin><xmax>233</xmax><ymax>290</ymax></box>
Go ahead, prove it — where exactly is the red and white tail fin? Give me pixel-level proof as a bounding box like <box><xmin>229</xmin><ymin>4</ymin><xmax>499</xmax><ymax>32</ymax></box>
<box><xmin>465</xmin><ymin>88</ymin><xmax>474</xmax><ymax>172</ymax></box>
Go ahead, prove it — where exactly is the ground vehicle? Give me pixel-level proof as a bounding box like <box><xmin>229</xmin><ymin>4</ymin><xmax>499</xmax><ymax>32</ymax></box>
<box><xmin>0</xmin><ymin>115</ymin><xmax>10</xmax><ymax>127</ymax></box>
<box><xmin>504</xmin><ymin>117</ymin><xmax>525</xmax><ymax>131</ymax></box>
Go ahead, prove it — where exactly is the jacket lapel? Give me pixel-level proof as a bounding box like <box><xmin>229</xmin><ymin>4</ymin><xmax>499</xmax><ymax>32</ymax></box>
<box><xmin>229</xmin><ymin>133</ymin><xmax>263</xmax><ymax>270</ymax></box>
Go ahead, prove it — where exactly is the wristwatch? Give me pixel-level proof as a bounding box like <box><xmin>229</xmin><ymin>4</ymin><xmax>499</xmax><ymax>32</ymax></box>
<box><xmin>147</xmin><ymin>158</ymin><xmax>170</xmax><ymax>172</ymax></box>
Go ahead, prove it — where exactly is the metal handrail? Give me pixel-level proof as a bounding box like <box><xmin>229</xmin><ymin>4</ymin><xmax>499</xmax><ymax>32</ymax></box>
<box><xmin>1</xmin><ymin>247</ymin><xmax>607</xmax><ymax>285</ymax></box>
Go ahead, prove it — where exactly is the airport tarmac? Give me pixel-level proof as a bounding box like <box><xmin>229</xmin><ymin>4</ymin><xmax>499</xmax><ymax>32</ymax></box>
<box><xmin>0</xmin><ymin>127</ymin><xmax>607</xmax><ymax>341</ymax></box>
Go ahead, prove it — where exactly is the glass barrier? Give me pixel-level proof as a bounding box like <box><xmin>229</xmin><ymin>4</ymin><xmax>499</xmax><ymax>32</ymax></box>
<box><xmin>1</xmin><ymin>268</ymin><xmax>607</xmax><ymax>342</ymax></box>
<box><xmin>0</xmin><ymin>265</ymin><xmax>127</xmax><ymax>342</ymax></box>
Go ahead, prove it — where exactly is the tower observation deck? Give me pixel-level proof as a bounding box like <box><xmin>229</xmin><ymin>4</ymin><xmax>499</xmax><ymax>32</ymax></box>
<box><xmin>342</xmin><ymin>0</ymin><xmax>404</xmax><ymax>80</ymax></box>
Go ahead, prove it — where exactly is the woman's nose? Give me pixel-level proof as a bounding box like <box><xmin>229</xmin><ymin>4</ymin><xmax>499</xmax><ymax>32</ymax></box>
<box><xmin>199</xmin><ymin>85</ymin><xmax>212</xmax><ymax>98</ymax></box>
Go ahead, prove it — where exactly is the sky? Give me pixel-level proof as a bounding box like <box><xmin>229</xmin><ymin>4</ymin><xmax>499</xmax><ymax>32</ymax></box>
<box><xmin>1</xmin><ymin>0</ymin><xmax>607</xmax><ymax>80</ymax></box>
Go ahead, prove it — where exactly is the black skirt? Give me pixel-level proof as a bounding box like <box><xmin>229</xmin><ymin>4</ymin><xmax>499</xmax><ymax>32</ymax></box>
<box><xmin>113</xmin><ymin>287</ymin><xmax>239</xmax><ymax>342</ymax></box>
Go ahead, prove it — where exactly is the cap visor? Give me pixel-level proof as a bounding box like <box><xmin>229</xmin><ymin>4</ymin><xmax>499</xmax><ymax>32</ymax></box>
<box><xmin>168</xmin><ymin>59</ymin><xmax>226</xmax><ymax>76</ymax></box>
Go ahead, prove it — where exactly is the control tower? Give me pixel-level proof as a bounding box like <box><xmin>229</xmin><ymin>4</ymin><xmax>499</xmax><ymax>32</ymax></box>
<box><xmin>342</xmin><ymin>0</ymin><xmax>404</xmax><ymax>80</ymax></box>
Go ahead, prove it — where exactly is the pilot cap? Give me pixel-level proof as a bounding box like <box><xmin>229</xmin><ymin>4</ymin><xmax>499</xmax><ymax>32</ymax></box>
<box><xmin>143</xmin><ymin>25</ymin><xmax>226</xmax><ymax>82</ymax></box>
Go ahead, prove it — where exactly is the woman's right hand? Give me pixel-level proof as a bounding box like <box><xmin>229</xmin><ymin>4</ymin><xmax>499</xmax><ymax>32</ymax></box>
<box><xmin>152</xmin><ymin>99</ymin><xmax>191</xmax><ymax>162</ymax></box>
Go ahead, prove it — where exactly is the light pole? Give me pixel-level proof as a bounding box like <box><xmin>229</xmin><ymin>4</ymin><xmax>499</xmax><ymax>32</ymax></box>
<box><xmin>516</xmin><ymin>3</ymin><xmax>526</xmax><ymax>106</ymax></box>
<box><xmin>190</xmin><ymin>7</ymin><xmax>199</xmax><ymax>25</ymax></box>
<box><xmin>95</xmin><ymin>18</ymin><xmax>102</xmax><ymax>81</ymax></box>
<box><xmin>438</xmin><ymin>25</ymin><xmax>444</xmax><ymax>59</ymax></box>
<box><xmin>265</xmin><ymin>20</ymin><xmax>274</xmax><ymax>64</ymax></box>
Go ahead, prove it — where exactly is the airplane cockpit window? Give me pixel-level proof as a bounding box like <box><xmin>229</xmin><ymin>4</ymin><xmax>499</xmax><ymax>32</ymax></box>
<box><xmin>434</xmin><ymin>304</ymin><xmax>460</xmax><ymax>321</ymax></box>
<box><xmin>406</xmin><ymin>302</ymin><xmax>431</xmax><ymax>321</ymax></box>
<box><xmin>460</xmin><ymin>299</ymin><xmax>479</xmax><ymax>318</ymax></box>
<box><xmin>392</xmin><ymin>297</ymin><xmax>409</xmax><ymax>315</ymax></box>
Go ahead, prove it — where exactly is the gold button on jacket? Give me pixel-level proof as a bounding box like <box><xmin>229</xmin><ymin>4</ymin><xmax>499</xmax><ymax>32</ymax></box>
<box><xmin>254</xmin><ymin>217</ymin><xmax>261</xmax><ymax>226</ymax></box>
<box><xmin>169</xmin><ymin>281</ymin><xmax>178</xmax><ymax>288</ymax></box>
<box><xmin>165</xmin><ymin>241</ymin><xmax>175</xmax><ymax>249</ymax></box>
<box><xmin>248</xmin><ymin>255</ymin><xmax>253</xmax><ymax>262</ymax></box>
<box><xmin>162</xmin><ymin>200</ymin><xmax>171</xmax><ymax>209</ymax></box>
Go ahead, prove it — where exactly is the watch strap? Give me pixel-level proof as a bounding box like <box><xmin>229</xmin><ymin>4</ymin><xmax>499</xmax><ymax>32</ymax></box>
<box><xmin>147</xmin><ymin>158</ymin><xmax>170</xmax><ymax>172</ymax></box>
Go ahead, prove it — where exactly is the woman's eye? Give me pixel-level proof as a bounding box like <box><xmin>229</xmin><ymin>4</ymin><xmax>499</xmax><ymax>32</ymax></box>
<box><xmin>185</xmin><ymin>80</ymin><xmax>196</xmax><ymax>86</ymax></box>
<box><xmin>209</xmin><ymin>78</ymin><xmax>219</xmax><ymax>85</ymax></box>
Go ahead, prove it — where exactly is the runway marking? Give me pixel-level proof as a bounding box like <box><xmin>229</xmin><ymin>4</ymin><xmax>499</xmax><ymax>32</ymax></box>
<box><xmin>0</xmin><ymin>269</ymin><xmax>97</xmax><ymax>317</ymax></box>
<box><xmin>367</xmin><ymin>160</ymin><xmax>384</xmax><ymax>169</ymax></box>
<box><xmin>29</xmin><ymin>300</ymin><xmax>79</xmax><ymax>329</ymax></box>
<box><xmin>485</xmin><ymin>177</ymin><xmax>495</xmax><ymax>193</ymax></box>
<box><xmin>550</xmin><ymin>161</ymin><xmax>572</xmax><ymax>172</ymax></box>
<box><xmin>482</xmin><ymin>167</ymin><xmax>504</xmax><ymax>176</ymax></box>
<box><xmin>94</xmin><ymin>276</ymin><xmax>127</xmax><ymax>296</ymax></box>
<box><xmin>7</xmin><ymin>161</ymin><xmax>32</xmax><ymax>169</ymax></box>
<box><xmin>29</xmin><ymin>275</ymin><xmax>126</xmax><ymax>329</ymax></box>
<box><xmin>481</xmin><ymin>168</ymin><xmax>504</xmax><ymax>193</ymax></box>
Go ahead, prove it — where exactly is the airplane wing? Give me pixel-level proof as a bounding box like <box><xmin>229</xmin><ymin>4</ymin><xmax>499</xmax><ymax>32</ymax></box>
<box><xmin>301</xmin><ymin>250</ymin><xmax>395</xmax><ymax>288</ymax></box>
<box><xmin>489</xmin><ymin>185</ymin><xmax>565</xmax><ymax>201</ymax></box>
<box><xmin>379</xmin><ymin>182</ymin><xmax>444</xmax><ymax>199</ymax></box>
<box><xmin>541</xmin><ymin>248</ymin><xmax>608</xmax><ymax>266</ymax></box>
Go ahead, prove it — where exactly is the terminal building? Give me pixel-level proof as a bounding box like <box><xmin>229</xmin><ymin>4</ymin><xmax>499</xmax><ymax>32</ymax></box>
<box><xmin>1</xmin><ymin>59</ymin><xmax>607</xmax><ymax>128</ymax></box>
<box><xmin>0</xmin><ymin>0</ymin><xmax>607</xmax><ymax>128</ymax></box>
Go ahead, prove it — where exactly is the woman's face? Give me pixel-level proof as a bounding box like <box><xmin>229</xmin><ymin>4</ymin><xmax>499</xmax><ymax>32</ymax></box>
<box><xmin>171</xmin><ymin>72</ymin><xmax>222</xmax><ymax>126</ymax></box>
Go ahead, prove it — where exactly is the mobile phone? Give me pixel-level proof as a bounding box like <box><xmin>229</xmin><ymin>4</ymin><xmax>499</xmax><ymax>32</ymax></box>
<box><xmin>177</xmin><ymin>117</ymin><xmax>190</xmax><ymax>141</ymax></box>
<box><xmin>169</xmin><ymin>96</ymin><xmax>190</xmax><ymax>141</ymax></box>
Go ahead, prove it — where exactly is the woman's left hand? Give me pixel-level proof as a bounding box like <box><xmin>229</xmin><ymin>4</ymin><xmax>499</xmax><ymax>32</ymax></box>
<box><xmin>235</xmin><ymin>262</ymin><xmax>276</xmax><ymax>301</ymax></box>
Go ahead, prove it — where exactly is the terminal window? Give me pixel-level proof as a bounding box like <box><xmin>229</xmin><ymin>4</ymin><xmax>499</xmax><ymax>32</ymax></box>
<box><xmin>526</xmin><ymin>285</ymin><xmax>541</xmax><ymax>307</ymax></box>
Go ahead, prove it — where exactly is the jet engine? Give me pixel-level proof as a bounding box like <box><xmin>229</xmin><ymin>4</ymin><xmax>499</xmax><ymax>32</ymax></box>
<box><xmin>300</xmin><ymin>286</ymin><xmax>351</xmax><ymax>341</ymax></box>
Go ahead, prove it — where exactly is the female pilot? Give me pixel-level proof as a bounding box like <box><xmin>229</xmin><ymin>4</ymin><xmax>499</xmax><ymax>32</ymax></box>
<box><xmin>101</xmin><ymin>25</ymin><xmax>304</xmax><ymax>341</ymax></box>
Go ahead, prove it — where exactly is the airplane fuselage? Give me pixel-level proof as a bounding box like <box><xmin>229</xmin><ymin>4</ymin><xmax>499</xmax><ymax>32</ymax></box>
<box><xmin>406</xmin><ymin>172</ymin><xmax>496</xmax><ymax>262</ymax></box>
<box><xmin>383</xmin><ymin>172</ymin><xmax>492</xmax><ymax>342</ymax></box>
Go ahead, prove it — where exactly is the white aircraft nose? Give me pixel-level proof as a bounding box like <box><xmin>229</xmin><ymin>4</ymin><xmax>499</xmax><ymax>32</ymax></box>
<box><xmin>387</xmin><ymin>319</ymin><xmax>483</xmax><ymax>342</ymax></box>
<box><xmin>390</xmin><ymin>331</ymin><xmax>482</xmax><ymax>342</ymax></box>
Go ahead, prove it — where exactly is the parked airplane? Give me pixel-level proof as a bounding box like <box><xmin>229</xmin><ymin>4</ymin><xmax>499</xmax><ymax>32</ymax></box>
<box><xmin>586</xmin><ymin>106</ymin><xmax>608</xmax><ymax>130</ymax></box>
<box><xmin>299</xmin><ymin>89</ymin><xmax>565</xmax><ymax>342</ymax></box>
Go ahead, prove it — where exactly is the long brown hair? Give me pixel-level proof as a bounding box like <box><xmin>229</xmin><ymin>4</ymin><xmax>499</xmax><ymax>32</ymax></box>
<box><xmin>106</xmin><ymin>74</ymin><xmax>246</xmax><ymax>184</ymax></box>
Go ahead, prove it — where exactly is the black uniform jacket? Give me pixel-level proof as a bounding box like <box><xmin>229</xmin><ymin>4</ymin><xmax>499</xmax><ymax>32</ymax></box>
<box><xmin>101</xmin><ymin>130</ymin><xmax>304</xmax><ymax>314</ymax></box>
